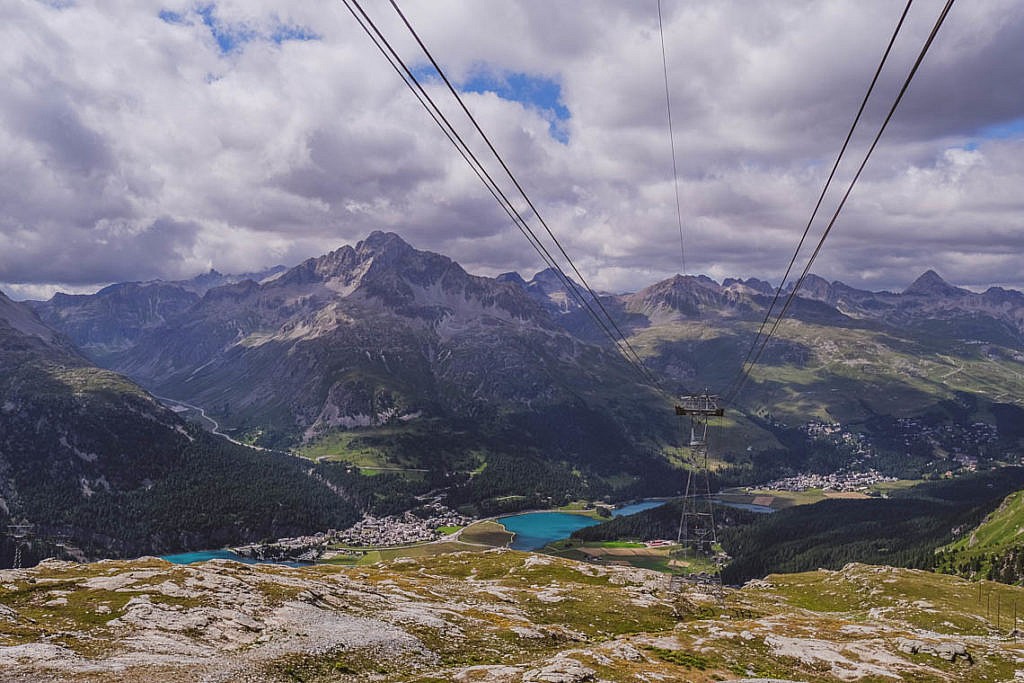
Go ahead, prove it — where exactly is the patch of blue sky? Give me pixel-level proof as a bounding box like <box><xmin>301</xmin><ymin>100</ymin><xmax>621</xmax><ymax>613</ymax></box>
<box><xmin>158</xmin><ymin>9</ymin><xmax>186</xmax><ymax>24</ymax></box>
<box><xmin>195</xmin><ymin>4</ymin><xmax>255</xmax><ymax>54</ymax></box>
<box><xmin>960</xmin><ymin>116</ymin><xmax>1024</xmax><ymax>152</ymax></box>
<box><xmin>410</xmin><ymin>63</ymin><xmax>442</xmax><ymax>84</ymax></box>
<box><xmin>976</xmin><ymin>117</ymin><xmax>1024</xmax><ymax>140</ymax></box>
<box><xmin>159</xmin><ymin>5</ymin><xmax>319</xmax><ymax>55</ymax></box>
<box><xmin>270</xmin><ymin>24</ymin><xmax>320</xmax><ymax>44</ymax></box>
<box><xmin>408</xmin><ymin>64</ymin><xmax>570</xmax><ymax>143</ymax></box>
<box><xmin>463</xmin><ymin>70</ymin><xmax>570</xmax><ymax>143</ymax></box>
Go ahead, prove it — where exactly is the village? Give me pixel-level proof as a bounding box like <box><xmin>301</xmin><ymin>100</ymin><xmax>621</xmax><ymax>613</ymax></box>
<box><xmin>233</xmin><ymin>502</ymin><xmax>473</xmax><ymax>561</ymax></box>
<box><xmin>801</xmin><ymin>416</ymin><xmax>1005</xmax><ymax>471</ymax></box>
<box><xmin>335</xmin><ymin>503</ymin><xmax>473</xmax><ymax>546</ymax></box>
<box><xmin>760</xmin><ymin>468</ymin><xmax>897</xmax><ymax>493</ymax></box>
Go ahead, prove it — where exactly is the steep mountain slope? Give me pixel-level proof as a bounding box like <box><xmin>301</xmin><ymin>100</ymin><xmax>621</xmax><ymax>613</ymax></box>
<box><xmin>29</xmin><ymin>282</ymin><xmax>201</xmax><ymax>365</ymax></box>
<box><xmin>936</xmin><ymin>488</ymin><xmax>1024</xmax><ymax>584</ymax></box>
<box><xmin>0</xmin><ymin>290</ymin><xmax>358</xmax><ymax>566</ymax></box>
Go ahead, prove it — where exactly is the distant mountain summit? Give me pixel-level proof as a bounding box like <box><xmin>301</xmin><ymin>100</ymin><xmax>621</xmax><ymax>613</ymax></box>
<box><xmin>903</xmin><ymin>270</ymin><xmax>969</xmax><ymax>297</ymax></box>
<box><xmin>274</xmin><ymin>231</ymin><xmax>545</xmax><ymax>322</ymax></box>
<box><xmin>28</xmin><ymin>264</ymin><xmax>289</xmax><ymax>363</ymax></box>
<box><xmin>180</xmin><ymin>265</ymin><xmax>288</xmax><ymax>294</ymax></box>
<box><xmin>496</xmin><ymin>266</ymin><xmax>599</xmax><ymax>316</ymax></box>
<box><xmin>0</xmin><ymin>289</ymin><xmax>71</xmax><ymax>350</ymax></box>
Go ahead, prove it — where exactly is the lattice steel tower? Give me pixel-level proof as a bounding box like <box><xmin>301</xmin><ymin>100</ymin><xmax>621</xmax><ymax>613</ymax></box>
<box><xmin>673</xmin><ymin>390</ymin><xmax>725</xmax><ymax>593</ymax></box>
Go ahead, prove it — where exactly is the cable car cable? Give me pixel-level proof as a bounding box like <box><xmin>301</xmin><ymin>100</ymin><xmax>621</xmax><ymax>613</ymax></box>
<box><xmin>728</xmin><ymin>0</ymin><xmax>915</xmax><ymax>401</ymax></box>
<box><xmin>657</xmin><ymin>0</ymin><xmax>687</xmax><ymax>276</ymax></box>
<box><xmin>343</xmin><ymin>0</ymin><xmax>666</xmax><ymax>391</ymax></box>
<box><xmin>728</xmin><ymin>0</ymin><xmax>956</xmax><ymax>402</ymax></box>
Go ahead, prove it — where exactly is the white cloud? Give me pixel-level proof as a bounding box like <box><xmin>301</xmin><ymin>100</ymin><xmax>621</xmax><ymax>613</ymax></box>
<box><xmin>1</xmin><ymin>0</ymin><xmax>1023</xmax><ymax>299</ymax></box>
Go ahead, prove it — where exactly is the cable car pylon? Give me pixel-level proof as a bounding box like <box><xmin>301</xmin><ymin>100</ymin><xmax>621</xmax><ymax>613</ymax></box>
<box><xmin>672</xmin><ymin>390</ymin><xmax>725</xmax><ymax>599</ymax></box>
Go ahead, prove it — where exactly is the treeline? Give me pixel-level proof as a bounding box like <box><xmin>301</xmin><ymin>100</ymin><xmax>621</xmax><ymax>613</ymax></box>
<box><xmin>572</xmin><ymin>500</ymin><xmax>761</xmax><ymax>542</ymax></box>
<box><xmin>569</xmin><ymin>468</ymin><xmax>1024</xmax><ymax>585</ymax></box>
<box><xmin>935</xmin><ymin>547</ymin><xmax>1024</xmax><ymax>584</ymax></box>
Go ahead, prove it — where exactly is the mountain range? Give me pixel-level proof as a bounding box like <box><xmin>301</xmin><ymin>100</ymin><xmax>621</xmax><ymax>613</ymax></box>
<box><xmin>6</xmin><ymin>231</ymin><xmax>1024</xmax><ymax>567</ymax></box>
<box><xmin>26</xmin><ymin>232</ymin><xmax>1024</xmax><ymax>474</ymax></box>
<box><xmin>31</xmin><ymin>233</ymin><xmax>682</xmax><ymax>502</ymax></box>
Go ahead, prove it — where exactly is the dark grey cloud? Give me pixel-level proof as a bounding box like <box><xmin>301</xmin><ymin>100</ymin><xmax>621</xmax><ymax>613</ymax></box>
<box><xmin>0</xmin><ymin>217</ymin><xmax>200</xmax><ymax>285</ymax></box>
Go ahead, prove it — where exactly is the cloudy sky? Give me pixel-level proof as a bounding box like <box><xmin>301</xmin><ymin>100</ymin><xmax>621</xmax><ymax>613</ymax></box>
<box><xmin>2</xmin><ymin>0</ymin><xmax>1023</xmax><ymax>300</ymax></box>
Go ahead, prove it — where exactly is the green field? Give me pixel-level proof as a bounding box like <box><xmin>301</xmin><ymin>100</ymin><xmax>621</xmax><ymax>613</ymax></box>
<box><xmin>459</xmin><ymin>521</ymin><xmax>514</xmax><ymax>547</ymax></box>
<box><xmin>294</xmin><ymin>428</ymin><xmax>408</xmax><ymax>468</ymax></box>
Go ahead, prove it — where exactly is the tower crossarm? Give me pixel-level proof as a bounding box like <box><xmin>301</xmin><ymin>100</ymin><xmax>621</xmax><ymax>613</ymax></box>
<box><xmin>674</xmin><ymin>391</ymin><xmax>723</xmax><ymax>416</ymax></box>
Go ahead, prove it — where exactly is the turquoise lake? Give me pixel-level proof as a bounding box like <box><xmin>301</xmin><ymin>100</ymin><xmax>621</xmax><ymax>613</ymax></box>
<box><xmin>160</xmin><ymin>549</ymin><xmax>308</xmax><ymax>567</ymax></box>
<box><xmin>161</xmin><ymin>501</ymin><xmax>672</xmax><ymax>563</ymax></box>
<box><xmin>499</xmin><ymin>500</ymin><xmax>666</xmax><ymax>551</ymax></box>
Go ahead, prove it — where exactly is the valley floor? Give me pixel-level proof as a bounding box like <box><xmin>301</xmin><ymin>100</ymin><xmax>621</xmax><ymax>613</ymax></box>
<box><xmin>1</xmin><ymin>551</ymin><xmax>1021</xmax><ymax>682</ymax></box>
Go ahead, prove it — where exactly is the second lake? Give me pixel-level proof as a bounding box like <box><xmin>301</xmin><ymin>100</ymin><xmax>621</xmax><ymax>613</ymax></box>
<box><xmin>498</xmin><ymin>500</ymin><xmax>665</xmax><ymax>551</ymax></box>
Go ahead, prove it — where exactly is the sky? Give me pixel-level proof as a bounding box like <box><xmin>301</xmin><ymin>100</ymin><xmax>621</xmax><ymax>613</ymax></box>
<box><xmin>2</xmin><ymin>0</ymin><xmax>1023</xmax><ymax>300</ymax></box>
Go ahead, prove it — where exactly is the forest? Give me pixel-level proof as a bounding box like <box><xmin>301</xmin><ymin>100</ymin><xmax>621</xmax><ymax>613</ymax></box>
<box><xmin>571</xmin><ymin>468</ymin><xmax>1024</xmax><ymax>584</ymax></box>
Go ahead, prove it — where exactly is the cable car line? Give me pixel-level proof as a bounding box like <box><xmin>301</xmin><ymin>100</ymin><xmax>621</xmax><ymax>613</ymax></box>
<box><xmin>727</xmin><ymin>0</ymin><xmax>956</xmax><ymax>403</ymax></box>
<box><xmin>342</xmin><ymin>0</ymin><xmax>666</xmax><ymax>392</ymax></box>
<box><xmin>340</xmin><ymin>0</ymin><xmax>568</xmax><ymax>290</ymax></box>
<box><xmin>657</xmin><ymin>0</ymin><xmax>687</xmax><ymax>277</ymax></box>
<box><xmin>726</xmin><ymin>0</ymin><xmax>916</xmax><ymax>402</ymax></box>
<box><xmin>383</xmin><ymin>0</ymin><xmax>663</xmax><ymax>391</ymax></box>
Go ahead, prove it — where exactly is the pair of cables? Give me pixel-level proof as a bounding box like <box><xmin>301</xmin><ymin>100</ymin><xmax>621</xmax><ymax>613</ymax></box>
<box><xmin>725</xmin><ymin>0</ymin><xmax>956</xmax><ymax>404</ymax></box>
<box><xmin>341</xmin><ymin>0</ymin><xmax>668</xmax><ymax>394</ymax></box>
<box><xmin>342</xmin><ymin>0</ymin><xmax>956</xmax><ymax>406</ymax></box>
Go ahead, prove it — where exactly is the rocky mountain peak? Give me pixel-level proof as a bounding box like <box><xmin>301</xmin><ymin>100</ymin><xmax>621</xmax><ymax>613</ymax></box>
<box><xmin>723</xmin><ymin>277</ymin><xmax>774</xmax><ymax>295</ymax></box>
<box><xmin>355</xmin><ymin>230</ymin><xmax>413</xmax><ymax>257</ymax></box>
<box><xmin>796</xmin><ymin>274</ymin><xmax>832</xmax><ymax>299</ymax></box>
<box><xmin>903</xmin><ymin>270</ymin><xmax>967</xmax><ymax>297</ymax></box>
<box><xmin>628</xmin><ymin>274</ymin><xmax>726</xmax><ymax>319</ymax></box>
<box><xmin>495</xmin><ymin>271</ymin><xmax>528</xmax><ymax>287</ymax></box>
<box><xmin>303</xmin><ymin>232</ymin><xmax>451</xmax><ymax>289</ymax></box>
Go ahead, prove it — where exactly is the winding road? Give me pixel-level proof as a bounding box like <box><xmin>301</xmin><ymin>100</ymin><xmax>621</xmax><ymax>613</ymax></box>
<box><xmin>156</xmin><ymin>396</ymin><xmax>275</xmax><ymax>453</ymax></box>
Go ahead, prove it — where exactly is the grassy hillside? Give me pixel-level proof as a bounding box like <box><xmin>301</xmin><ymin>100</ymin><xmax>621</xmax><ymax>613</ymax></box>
<box><xmin>936</xmin><ymin>489</ymin><xmax>1024</xmax><ymax>583</ymax></box>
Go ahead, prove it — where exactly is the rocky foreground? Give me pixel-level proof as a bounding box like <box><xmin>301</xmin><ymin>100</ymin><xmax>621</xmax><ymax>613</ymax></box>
<box><xmin>0</xmin><ymin>550</ymin><xmax>1021</xmax><ymax>681</ymax></box>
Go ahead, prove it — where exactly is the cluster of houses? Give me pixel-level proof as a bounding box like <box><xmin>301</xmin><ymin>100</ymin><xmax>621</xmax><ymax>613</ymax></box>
<box><xmin>335</xmin><ymin>503</ymin><xmax>472</xmax><ymax>547</ymax></box>
<box><xmin>802</xmin><ymin>420</ymin><xmax>873</xmax><ymax>457</ymax></box>
<box><xmin>803</xmin><ymin>417</ymin><xmax>1003</xmax><ymax>470</ymax></box>
<box><xmin>761</xmin><ymin>469</ymin><xmax>896</xmax><ymax>493</ymax></box>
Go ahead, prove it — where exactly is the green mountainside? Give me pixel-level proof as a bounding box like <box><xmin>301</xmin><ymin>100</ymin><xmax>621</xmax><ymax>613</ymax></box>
<box><xmin>0</xmin><ymin>290</ymin><xmax>360</xmax><ymax>565</ymax></box>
